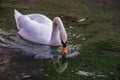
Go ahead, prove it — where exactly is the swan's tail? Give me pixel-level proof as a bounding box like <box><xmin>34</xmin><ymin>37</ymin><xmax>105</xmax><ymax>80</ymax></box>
<box><xmin>14</xmin><ymin>9</ymin><xmax>22</xmax><ymax>30</ymax></box>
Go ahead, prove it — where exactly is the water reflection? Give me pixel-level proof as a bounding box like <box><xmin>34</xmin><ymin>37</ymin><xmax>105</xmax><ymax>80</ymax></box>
<box><xmin>53</xmin><ymin>55</ymin><xmax>68</xmax><ymax>73</ymax></box>
<box><xmin>0</xmin><ymin>29</ymin><xmax>81</xmax><ymax>75</ymax></box>
<box><xmin>10</xmin><ymin>33</ymin><xmax>58</xmax><ymax>59</ymax></box>
<box><xmin>0</xmin><ymin>29</ymin><xmax>70</xmax><ymax>74</ymax></box>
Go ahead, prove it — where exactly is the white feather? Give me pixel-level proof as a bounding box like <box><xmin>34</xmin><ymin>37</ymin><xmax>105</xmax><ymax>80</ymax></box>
<box><xmin>14</xmin><ymin>9</ymin><xmax>67</xmax><ymax>46</ymax></box>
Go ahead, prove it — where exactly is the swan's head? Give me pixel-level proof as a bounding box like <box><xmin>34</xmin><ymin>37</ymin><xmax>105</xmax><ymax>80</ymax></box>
<box><xmin>60</xmin><ymin>26</ymin><xmax>68</xmax><ymax>55</ymax></box>
<box><xmin>53</xmin><ymin>17</ymin><xmax>68</xmax><ymax>54</ymax></box>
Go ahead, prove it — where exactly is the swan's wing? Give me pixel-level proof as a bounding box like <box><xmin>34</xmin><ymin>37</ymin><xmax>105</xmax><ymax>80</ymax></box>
<box><xmin>27</xmin><ymin>14</ymin><xmax>52</xmax><ymax>25</ymax></box>
<box><xmin>14</xmin><ymin>10</ymin><xmax>53</xmax><ymax>44</ymax></box>
<box><xmin>17</xmin><ymin>15</ymin><xmax>53</xmax><ymax>44</ymax></box>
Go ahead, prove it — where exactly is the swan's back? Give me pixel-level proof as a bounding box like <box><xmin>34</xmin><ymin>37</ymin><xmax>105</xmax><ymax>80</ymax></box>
<box><xmin>14</xmin><ymin>9</ymin><xmax>53</xmax><ymax>29</ymax></box>
<box><xmin>27</xmin><ymin>14</ymin><xmax>52</xmax><ymax>25</ymax></box>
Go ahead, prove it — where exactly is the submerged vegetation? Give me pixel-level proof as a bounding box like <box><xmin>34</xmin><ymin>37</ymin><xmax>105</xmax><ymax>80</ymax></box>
<box><xmin>0</xmin><ymin>0</ymin><xmax>120</xmax><ymax>80</ymax></box>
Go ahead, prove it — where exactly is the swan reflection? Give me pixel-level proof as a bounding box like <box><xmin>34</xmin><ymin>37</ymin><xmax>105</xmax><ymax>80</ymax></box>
<box><xmin>52</xmin><ymin>55</ymin><xmax>68</xmax><ymax>73</ymax></box>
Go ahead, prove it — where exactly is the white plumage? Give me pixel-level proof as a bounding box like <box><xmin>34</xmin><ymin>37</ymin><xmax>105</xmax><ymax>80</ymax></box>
<box><xmin>14</xmin><ymin>9</ymin><xmax>67</xmax><ymax>46</ymax></box>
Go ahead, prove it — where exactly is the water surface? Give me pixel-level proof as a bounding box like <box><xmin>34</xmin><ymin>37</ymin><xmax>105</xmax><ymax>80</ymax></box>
<box><xmin>0</xmin><ymin>0</ymin><xmax>120</xmax><ymax>80</ymax></box>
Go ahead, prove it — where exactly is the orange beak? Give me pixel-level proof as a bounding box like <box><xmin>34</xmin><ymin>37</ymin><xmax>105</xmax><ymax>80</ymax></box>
<box><xmin>62</xmin><ymin>45</ymin><xmax>67</xmax><ymax>54</ymax></box>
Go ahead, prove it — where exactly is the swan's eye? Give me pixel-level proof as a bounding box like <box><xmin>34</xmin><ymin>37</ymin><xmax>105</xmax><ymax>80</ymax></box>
<box><xmin>61</xmin><ymin>41</ymin><xmax>67</xmax><ymax>47</ymax></box>
<box><xmin>53</xmin><ymin>22</ymin><xmax>57</xmax><ymax>26</ymax></box>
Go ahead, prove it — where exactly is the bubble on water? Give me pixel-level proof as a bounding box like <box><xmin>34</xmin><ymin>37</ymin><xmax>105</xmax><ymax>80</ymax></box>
<box><xmin>76</xmin><ymin>70</ymin><xmax>94</xmax><ymax>76</ymax></box>
<box><xmin>110</xmin><ymin>72</ymin><xmax>114</xmax><ymax>74</ymax></box>
<box><xmin>76</xmin><ymin>70</ymin><xmax>107</xmax><ymax>78</ymax></box>
<box><xmin>76</xmin><ymin>35</ymin><xmax>81</xmax><ymax>38</ymax></box>
<box><xmin>77</xmin><ymin>18</ymin><xmax>86</xmax><ymax>22</ymax></box>
<box><xmin>97</xmin><ymin>75</ymin><xmax>107</xmax><ymax>77</ymax></box>
<box><xmin>22</xmin><ymin>75</ymin><xmax>31</xmax><ymax>78</ymax></box>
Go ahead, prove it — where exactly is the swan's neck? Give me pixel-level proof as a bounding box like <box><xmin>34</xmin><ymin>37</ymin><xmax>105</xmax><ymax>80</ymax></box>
<box><xmin>50</xmin><ymin>17</ymin><xmax>67</xmax><ymax>46</ymax></box>
<box><xmin>50</xmin><ymin>23</ymin><xmax>61</xmax><ymax>45</ymax></box>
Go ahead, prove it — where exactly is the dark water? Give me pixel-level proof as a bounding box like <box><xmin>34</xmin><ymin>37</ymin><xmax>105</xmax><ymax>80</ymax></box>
<box><xmin>0</xmin><ymin>0</ymin><xmax>120</xmax><ymax>80</ymax></box>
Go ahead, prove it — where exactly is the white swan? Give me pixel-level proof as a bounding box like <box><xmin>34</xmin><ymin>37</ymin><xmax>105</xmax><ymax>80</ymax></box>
<box><xmin>14</xmin><ymin>9</ymin><xmax>68</xmax><ymax>54</ymax></box>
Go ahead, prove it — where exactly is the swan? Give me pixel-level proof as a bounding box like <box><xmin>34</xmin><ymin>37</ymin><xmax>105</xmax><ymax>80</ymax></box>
<box><xmin>14</xmin><ymin>9</ymin><xmax>67</xmax><ymax>54</ymax></box>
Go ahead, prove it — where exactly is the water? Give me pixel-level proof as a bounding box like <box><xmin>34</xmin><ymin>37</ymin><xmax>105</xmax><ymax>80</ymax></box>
<box><xmin>0</xmin><ymin>0</ymin><xmax>120</xmax><ymax>80</ymax></box>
